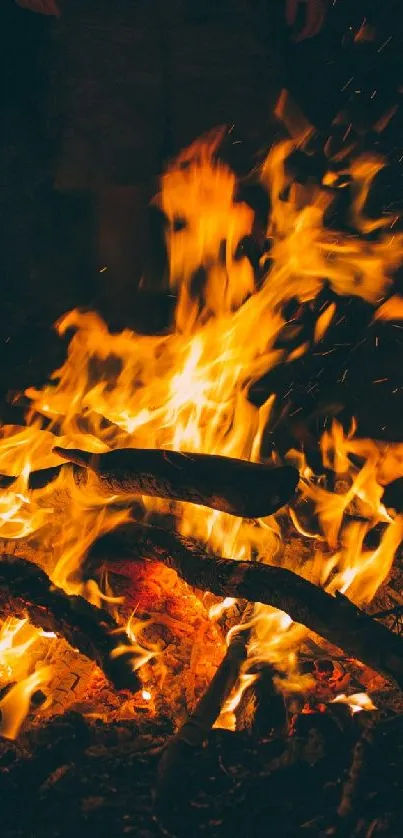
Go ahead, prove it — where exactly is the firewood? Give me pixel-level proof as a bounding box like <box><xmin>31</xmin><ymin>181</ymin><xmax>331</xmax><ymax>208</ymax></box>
<box><xmin>53</xmin><ymin>446</ymin><xmax>299</xmax><ymax>518</ymax></box>
<box><xmin>235</xmin><ymin>664</ymin><xmax>287</xmax><ymax>740</ymax></box>
<box><xmin>2</xmin><ymin>706</ymin><xmax>402</xmax><ymax>837</ymax></box>
<box><xmin>0</xmin><ymin>556</ymin><xmax>140</xmax><ymax>692</ymax></box>
<box><xmin>89</xmin><ymin>524</ymin><xmax>403</xmax><ymax>691</ymax></box>
<box><xmin>337</xmin><ymin>715</ymin><xmax>376</xmax><ymax>820</ymax></box>
<box><xmin>155</xmin><ymin>608</ymin><xmax>252</xmax><ymax>814</ymax></box>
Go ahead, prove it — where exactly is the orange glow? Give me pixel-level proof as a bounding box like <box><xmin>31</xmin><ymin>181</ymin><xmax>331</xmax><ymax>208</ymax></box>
<box><xmin>0</xmin><ymin>667</ymin><xmax>52</xmax><ymax>739</ymax></box>
<box><xmin>331</xmin><ymin>692</ymin><xmax>377</xmax><ymax>714</ymax></box>
<box><xmin>1</xmin><ymin>132</ymin><xmax>403</xmax><ymax>730</ymax></box>
<box><xmin>0</xmin><ymin>619</ymin><xmax>41</xmax><ymax>681</ymax></box>
<box><xmin>374</xmin><ymin>295</ymin><xmax>403</xmax><ymax>321</ymax></box>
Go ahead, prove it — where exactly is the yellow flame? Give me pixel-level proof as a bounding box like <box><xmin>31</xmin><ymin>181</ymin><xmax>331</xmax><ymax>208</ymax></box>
<box><xmin>331</xmin><ymin>692</ymin><xmax>377</xmax><ymax>714</ymax></box>
<box><xmin>0</xmin><ymin>619</ymin><xmax>45</xmax><ymax>682</ymax></box>
<box><xmin>1</xmin><ymin>132</ymin><xmax>403</xmax><ymax>719</ymax></box>
<box><xmin>0</xmin><ymin>666</ymin><xmax>52</xmax><ymax>739</ymax></box>
<box><xmin>215</xmin><ymin>672</ymin><xmax>258</xmax><ymax>731</ymax></box>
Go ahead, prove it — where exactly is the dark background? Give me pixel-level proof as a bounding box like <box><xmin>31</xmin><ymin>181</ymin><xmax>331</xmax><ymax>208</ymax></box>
<box><xmin>1</xmin><ymin>0</ymin><xmax>403</xmax><ymax>446</ymax></box>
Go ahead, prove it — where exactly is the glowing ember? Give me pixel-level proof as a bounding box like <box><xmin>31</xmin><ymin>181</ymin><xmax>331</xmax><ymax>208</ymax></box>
<box><xmin>1</xmin><ymin>127</ymin><xmax>403</xmax><ymax>734</ymax></box>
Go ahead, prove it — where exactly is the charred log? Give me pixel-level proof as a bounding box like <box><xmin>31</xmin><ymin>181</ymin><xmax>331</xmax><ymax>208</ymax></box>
<box><xmin>155</xmin><ymin>615</ymin><xmax>251</xmax><ymax>815</ymax></box>
<box><xmin>337</xmin><ymin>714</ymin><xmax>377</xmax><ymax>829</ymax></box>
<box><xmin>89</xmin><ymin>524</ymin><xmax>403</xmax><ymax>691</ymax></box>
<box><xmin>0</xmin><ymin>556</ymin><xmax>140</xmax><ymax>692</ymax></box>
<box><xmin>54</xmin><ymin>446</ymin><xmax>299</xmax><ymax>517</ymax></box>
<box><xmin>235</xmin><ymin>664</ymin><xmax>287</xmax><ymax>741</ymax></box>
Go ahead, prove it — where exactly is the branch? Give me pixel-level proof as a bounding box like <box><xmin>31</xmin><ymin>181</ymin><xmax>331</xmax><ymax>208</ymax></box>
<box><xmin>89</xmin><ymin>524</ymin><xmax>403</xmax><ymax>691</ymax></box>
<box><xmin>155</xmin><ymin>609</ymin><xmax>252</xmax><ymax>813</ymax></box>
<box><xmin>0</xmin><ymin>556</ymin><xmax>140</xmax><ymax>692</ymax></box>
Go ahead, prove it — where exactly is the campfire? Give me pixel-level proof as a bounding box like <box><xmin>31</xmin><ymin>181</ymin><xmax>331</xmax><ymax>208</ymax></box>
<box><xmin>2</xmin><ymin>124</ymin><xmax>403</xmax><ymax>836</ymax></box>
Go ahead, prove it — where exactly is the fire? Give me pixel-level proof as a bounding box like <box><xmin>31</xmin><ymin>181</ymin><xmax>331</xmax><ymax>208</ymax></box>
<box><xmin>0</xmin><ymin>619</ymin><xmax>41</xmax><ymax>682</ymax></box>
<box><xmin>141</xmin><ymin>689</ymin><xmax>152</xmax><ymax>702</ymax></box>
<box><xmin>0</xmin><ymin>666</ymin><xmax>52</xmax><ymax>740</ymax></box>
<box><xmin>331</xmin><ymin>692</ymin><xmax>377</xmax><ymax>715</ymax></box>
<box><xmin>1</xmin><ymin>127</ymin><xmax>403</xmax><ymax>733</ymax></box>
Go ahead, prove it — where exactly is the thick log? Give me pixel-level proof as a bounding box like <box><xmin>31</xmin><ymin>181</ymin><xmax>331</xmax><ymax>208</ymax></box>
<box><xmin>0</xmin><ymin>447</ymin><xmax>298</xmax><ymax>518</ymax></box>
<box><xmin>54</xmin><ymin>446</ymin><xmax>299</xmax><ymax>518</ymax></box>
<box><xmin>89</xmin><ymin>524</ymin><xmax>403</xmax><ymax>691</ymax></box>
<box><xmin>0</xmin><ymin>556</ymin><xmax>140</xmax><ymax>692</ymax></box>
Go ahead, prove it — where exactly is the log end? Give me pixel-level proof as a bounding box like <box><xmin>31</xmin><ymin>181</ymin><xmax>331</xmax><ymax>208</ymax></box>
<box><xmin>53</xmin><ymin>447</ymin><xmax>97</xmax><ymax>469</ymax></box>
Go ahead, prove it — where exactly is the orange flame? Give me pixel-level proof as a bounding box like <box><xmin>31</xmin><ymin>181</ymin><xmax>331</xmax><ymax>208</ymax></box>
<box><xmin>1</xmin><ymin>132</ymin><xmax>403</xmax><ymax>727</ymax></box>
<box><xmin>0</xmin><ymin>666</ymin><xmax>52</xmax><ymax>739</ymax></box>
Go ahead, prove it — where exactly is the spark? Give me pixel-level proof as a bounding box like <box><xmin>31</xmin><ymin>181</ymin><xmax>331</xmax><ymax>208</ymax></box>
<box><xmin>377</xmin><ymin>36</ymin><xmax>392</xmax><ymax>53</ymax></box>
<box><xmin>341</xmin><ymin>77</ymin><xmax>354</xmax><ymax>92</ymax></box>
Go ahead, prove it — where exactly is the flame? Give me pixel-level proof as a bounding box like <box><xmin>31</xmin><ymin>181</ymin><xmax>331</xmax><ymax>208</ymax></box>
<box><xmin>374</xmin><ymin>295</ymin><xmax>403</xmax><ymax>321</ymax></box>
<box><xmin>0</xmin><ymin>666</ymin><xmax>52</xmax><ymax>739</ymax></box>
<box><xmin>141</xmin><ymin>689</ymin><xmax>152</xmax><ymax>702</ymax></box>
<box><xmin>110</xmin><ymin>612</ymin><xmax>157</xmax><ymax>672</ymax></box>
<box><xmin>0</xmin><ymin>619</ymin><xmax>42</xmax><ymax>681</ymax></box>
<box><xmin>331</xmin><ymin>692</ymin><xmax>377</xmax><ymax>714</ymax></box>
<box><xmin>1</xmin><ymin>131</ymin><xmax>403</xmax><ymax>727</ymax></box>
<box><xmin>313</xmin><ymin>302</ymin><xmax>336</xmax><ymax>344</ymax></box>
<box><xmin>215</xmin><ymin>672</ymin><xmax>258</xmax><ymax>731</ymax></box>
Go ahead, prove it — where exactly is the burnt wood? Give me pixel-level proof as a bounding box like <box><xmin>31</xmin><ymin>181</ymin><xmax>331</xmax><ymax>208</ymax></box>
<box><xmin>155</xmin><ymin>616</ymin><xmax>251</xmax><ymax>814</ymax></box>
<box><xmin>89</xmin><ymin>523</ymin><xmax>403</xmax><ymax>691</ymax></box>
<box><xmin>54</xmin><ymin>446</ymin><xmax>299</xmax><ymax>517</ymax></box>
<box><xmin>0</xmin><ymin>555</ymin><xmax>140</xmax><ymax>692</ymax></box>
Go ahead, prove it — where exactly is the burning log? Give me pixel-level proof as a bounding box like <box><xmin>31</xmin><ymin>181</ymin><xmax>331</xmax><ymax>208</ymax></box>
<box><xmin>0</xmin><ymin>556</ymin><xmax>140</xmax><ymax>692</ymax></box>
<box><xmin>54</xmin><ymin>446</ymin><xmax>299</xmax><ymax>518</ymax></box>
<box><xmin>235</xmin><ymin>664</ymin><xmax>287</xmax><ymax>741</ymax></box>
<box><xmin>155</xmin><ymin>607</ymin><xmax>252</xmax><ymax>815</ymax></box>
<box><xmin>89</xmin><ymin>524</ymin><xmax>403</xmax><ymax>691</ymax></box>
